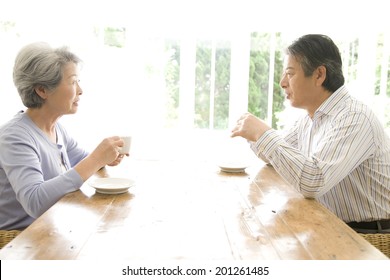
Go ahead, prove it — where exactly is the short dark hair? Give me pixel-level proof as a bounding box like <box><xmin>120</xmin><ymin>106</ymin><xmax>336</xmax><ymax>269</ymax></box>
<box><xmin>287</xmin><ymin>34</ymin><xmax>345</xmax><ymax>93</ymax></box>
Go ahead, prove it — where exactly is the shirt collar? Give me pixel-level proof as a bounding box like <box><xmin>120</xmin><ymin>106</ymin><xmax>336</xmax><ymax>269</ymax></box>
<box><xmin>313</xmin><ymin>85</ymin><xmax>349</xmax><ymax>118</ymax></box>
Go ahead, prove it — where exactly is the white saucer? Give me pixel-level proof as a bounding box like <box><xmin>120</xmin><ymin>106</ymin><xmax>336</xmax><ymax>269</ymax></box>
<box><xmin>88</xmin><ymin>178</ymin><xmax>135</xmax><ymax>194</ymax></box>
<box><xmin>218</xmin><ymin>162</ymin><xmax>248</xmax><ymax>173</ymax></box>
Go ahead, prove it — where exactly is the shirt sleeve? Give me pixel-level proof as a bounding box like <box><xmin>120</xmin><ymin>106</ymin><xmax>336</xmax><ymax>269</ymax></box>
<box><xmin>250</xmin><ymin>111</ymin><xmax>376</xmax><ymax>198</ymax></box>
<box><xmin>0</xmin><ymin>128</ymin><xmax>84</xmax><ymax>219</ymax></box>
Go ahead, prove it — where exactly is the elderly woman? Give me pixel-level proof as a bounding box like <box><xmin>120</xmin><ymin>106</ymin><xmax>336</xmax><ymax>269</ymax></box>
<box><xmin>0</xmin><ymin>42</ymin><xmax>126</xmax><ymax>230</ymax></box>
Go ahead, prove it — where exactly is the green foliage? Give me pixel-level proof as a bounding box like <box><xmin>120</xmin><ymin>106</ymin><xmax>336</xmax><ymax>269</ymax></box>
<box><xmin>193</xmin><ymin>40</ymin><xmax>231</xmax><ymax>129</ymax></box>
<box><xmin>104</xmin><ymin>27</ymin><xmax>126</xmax><ymax>48</ymax></box>
<box><xmin>272</xmin><ymin>49</ymin><xmax>285</xmax><ymax>128</ymax></box>
<box><xmin>248</xmin><ymin>49</ymin><xmax>269</xmax><ymax>119</ymax></box>
<box><xmin>345</xmin><ymin>38</ymin><xmax>359</xmax><ymax>84</ymax></box>
<box><xmin>0</xmin><ymin>21</ymin><xmax>16</xmax><ymax>32</ymax></box>
<box><xmin>194</xmin><ymin>41</ymin><xmax>211</xmax><ymax>128</ymax></box>
<box><xmin>95</xmin><ymin>29</ymin><xmax>390</xmax><ymax>132</ymax></box>
<box><xmin>374</xmin><ymin>33</ymin><xmax>390</xmax><ymax>98</ymax></box>
<box><xmin>248</xmin><ymin>33</ymin><xmax>284</xmax><ymax>128</ymax></box>
<box><xmin>163</xmin><ymin>33</ymin><xmax>285</xmax><ymax>130</ymax></box>
<box><xmin>164</xmin><ymin>40</ymin><xmax>181</xmax><ymax>127</ymax></box>
<box><xmin>213</xmin><ymin>46</ymin><xmax>231</xmax><ymax>129</ymax></box>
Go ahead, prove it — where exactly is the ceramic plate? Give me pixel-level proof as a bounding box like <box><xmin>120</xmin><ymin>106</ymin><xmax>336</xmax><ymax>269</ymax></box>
<box><xmin>88</xmin><ymin>178</ymin><xmax>135</xmax><ymax>194</ymax></box>
<box><xmin>218</xmin><ymin>162</ymin><xmax>248</xmax><ymax>173</ymax></box>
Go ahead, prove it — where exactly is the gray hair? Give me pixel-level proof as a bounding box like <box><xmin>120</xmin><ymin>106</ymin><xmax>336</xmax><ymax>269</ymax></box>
<box><xmin>13</xmin><ymin>42</ymin><xmax>82</xmax><ymax>108</ymax></box>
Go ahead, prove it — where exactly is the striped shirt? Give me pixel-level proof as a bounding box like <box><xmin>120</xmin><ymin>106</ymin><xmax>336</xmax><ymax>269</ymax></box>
<box><xmin>251</xmin><ymin>85</ymin><xmax>390</xmax><ymax>223</ymax></box>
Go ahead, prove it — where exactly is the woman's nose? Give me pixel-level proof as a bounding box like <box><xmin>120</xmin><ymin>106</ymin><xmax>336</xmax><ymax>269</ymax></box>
<box><xmin>77</xmin><ymin>81</ymin><xmax>83</xmax><ymax>95</ymax></box>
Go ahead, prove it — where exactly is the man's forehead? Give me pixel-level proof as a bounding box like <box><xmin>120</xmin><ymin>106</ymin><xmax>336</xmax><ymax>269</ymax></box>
<box><xmin>283</xmin><ymin>55</ymin><xmax>296</xmax><ymax>67</ymax></box>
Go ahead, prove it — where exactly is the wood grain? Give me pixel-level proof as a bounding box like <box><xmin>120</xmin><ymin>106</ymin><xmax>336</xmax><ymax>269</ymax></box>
<box><xmin>0</xmin><ymin>160</ymin><xmax>387</xmax><ymax>260</ymax></box>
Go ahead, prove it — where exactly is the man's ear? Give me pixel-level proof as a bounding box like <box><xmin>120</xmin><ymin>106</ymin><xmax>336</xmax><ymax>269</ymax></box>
<box><xmin>315</xmin><ymin>65</ymin><xmax>327</xmax><ymax>86</ymax></box>
<box><xmin>34</xmin><ymin>85</ymin><xmax>48</xmax><ymax>99</ymax></box>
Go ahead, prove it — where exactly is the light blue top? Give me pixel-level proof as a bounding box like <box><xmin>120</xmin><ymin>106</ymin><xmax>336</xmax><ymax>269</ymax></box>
<box><xmin>0</xmin><ymin>111</ymin><xmax>88</xmax><ymax>230</ymax></box>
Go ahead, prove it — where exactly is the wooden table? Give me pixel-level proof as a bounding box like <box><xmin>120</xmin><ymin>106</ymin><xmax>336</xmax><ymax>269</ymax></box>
<box><xmin>0</xmin><ymin>159</ymin><xmax>387</xmax><ymax>260</ymax></box>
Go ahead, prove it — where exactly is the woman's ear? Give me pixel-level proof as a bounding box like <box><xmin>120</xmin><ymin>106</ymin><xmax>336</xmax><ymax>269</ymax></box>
<box><xmin>34</xmin><ymin>85</ymin><xmax>48</xmax><ymax>99</ymax></box>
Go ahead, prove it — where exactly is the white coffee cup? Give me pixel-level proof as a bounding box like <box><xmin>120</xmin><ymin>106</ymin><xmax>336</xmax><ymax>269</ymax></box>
<box><xmin>118</xmin><ymin>136</ymin><xmax>132</xmax><ymax>154</ymax></box>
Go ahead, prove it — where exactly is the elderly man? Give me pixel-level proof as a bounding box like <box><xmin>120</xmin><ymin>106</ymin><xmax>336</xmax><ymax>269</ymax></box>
<box><xmin>232</xmin><ymin>34</ymin><xmax>390</xmax><ymax>234</ymax></box>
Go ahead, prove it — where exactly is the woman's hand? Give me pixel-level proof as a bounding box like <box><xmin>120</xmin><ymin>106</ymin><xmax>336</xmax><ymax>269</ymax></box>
<box><xmin>89</xmin><ymin>136</ymin><xmax>125</xmax><ymax>167</ymax></box>
<box><xmin>107</xmin><ymin>153</ymin><xmax>129</xmax><ymax>166</ymax></box>
<box><xmin>75</xmin><ymin>136</ymin><xmax>126</xmax><ymax>181</ymax></box>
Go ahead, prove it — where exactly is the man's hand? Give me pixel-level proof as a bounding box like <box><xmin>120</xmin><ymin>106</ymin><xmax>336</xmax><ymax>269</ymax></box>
<box><xmin>231</xmin><ymin>113</ymin><xmax>271</xmax><ymax>142</ymax></box>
